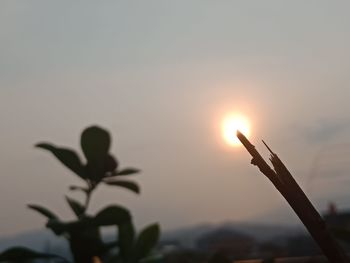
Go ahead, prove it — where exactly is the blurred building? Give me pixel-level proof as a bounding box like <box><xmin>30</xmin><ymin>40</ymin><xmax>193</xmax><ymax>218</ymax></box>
<box><xmin>324</xmin><ymin>202</ymin><xmax>350</xmax><ymax>229</ymax></box>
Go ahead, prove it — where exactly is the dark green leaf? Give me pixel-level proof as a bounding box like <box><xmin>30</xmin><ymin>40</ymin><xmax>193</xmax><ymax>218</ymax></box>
<box><xmin>36</xmin><ymin>143</ymin><xmax>85</xmax><ymax>179</ymax></box>
<box><xmin>0</xmin><ymin>247</ymin><xmax>67</xmax><ymax>262</ymax></box>
<box><xmin>104</xmin><ymin>180</ymin><xmax>140</xmax><ymax>194</ymax></box>
<box><xmin>116</xmin><ymin>168</ymin><xmax>140</xmax><ymax>176</ymax></box>
<box><xmin>46</xmin><ymin>217</ymin><xmax>95</xmax><ymax>236</ymax></box>
<box><xmin>65</xmin><ymin>196</ymin><xmax>85</xmax><ymax>218</ymax></box>
<box><xmin>46</xmin><ymin>219</ymin><xmax>70</xmax><ymax>236</ymax></box>
<box><xmin>81</xmin><ymin>126</ymin><xmax>110</xmax><ymax>162</ymax></box>
<box><xmin>134</xmin><ymin>224</ymin><xmax>160</xmax><ymax>261</ymax></box>
<box><xmin>94</xmin><ymin>205</ymin><xmax>131</xmax><ymax>227</ymax></box>
<box><xmin>27</xmin><ymin>204</ymin><xmax>58</xmax><ymax>220</ymax></box>
<box><xmin>118</xmin><ymin>222</ymin><xmax>135</xmax><ymax>260</ymax></box>
<box><xmin>105</xmin><ymin>154</ymin><xmax>118</xmax><ymax>172</ymax></box>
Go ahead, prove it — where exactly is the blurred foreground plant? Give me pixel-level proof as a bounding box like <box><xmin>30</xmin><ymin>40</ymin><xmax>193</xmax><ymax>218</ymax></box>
<box><xmin>0</xmin><ymin>126</ymin><xmax>161</xmax><ymax>263</ymax></box>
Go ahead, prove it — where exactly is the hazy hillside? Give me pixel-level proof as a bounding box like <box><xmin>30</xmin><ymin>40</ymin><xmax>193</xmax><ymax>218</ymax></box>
<box><xmin>162</xmin><ymin>222</ymin><xmax>301</xmax><ymax>248</ymax></box>
<box><xmin>0</xmin><ymin>221</ymin><xmax>303</xmax><ymax>257</ymax></box>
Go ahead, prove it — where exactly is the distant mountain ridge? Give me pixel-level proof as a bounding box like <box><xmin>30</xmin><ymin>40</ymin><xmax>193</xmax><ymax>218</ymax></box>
<box><xmin>0</xmin><ymin>222</ymin><xmax>302</xmax><ymax>254</ymax></box>
<box><xmin>162</xmin><ymin>222</ymin><xmax>302</xmax><ymax>248</ymax></box>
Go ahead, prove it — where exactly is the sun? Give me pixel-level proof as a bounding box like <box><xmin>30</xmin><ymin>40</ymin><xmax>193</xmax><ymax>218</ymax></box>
<box><xmin>222</xmin><ymin>114</ymin><xmax>251</xmax><ymax>147</ymax></box>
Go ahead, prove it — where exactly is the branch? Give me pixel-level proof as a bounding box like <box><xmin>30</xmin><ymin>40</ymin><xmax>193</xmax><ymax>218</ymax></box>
<box><xmin>237</xmin><ymin>130</ymin><xmax>349</xmax><ymax>263</ymax></box>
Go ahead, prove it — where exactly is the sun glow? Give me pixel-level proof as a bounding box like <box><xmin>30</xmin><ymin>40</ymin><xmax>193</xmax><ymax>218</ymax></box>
<box><xmin>222</xmin><ymin>114</ymin><xmax>251</xmax><ymax>147</ymax></box>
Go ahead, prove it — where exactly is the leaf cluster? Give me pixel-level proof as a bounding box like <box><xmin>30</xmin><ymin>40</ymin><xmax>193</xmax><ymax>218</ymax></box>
<box><xmin>0</xmin><ymin>126</ymin><xmax>160</xmax><ymax>263</ymax></box>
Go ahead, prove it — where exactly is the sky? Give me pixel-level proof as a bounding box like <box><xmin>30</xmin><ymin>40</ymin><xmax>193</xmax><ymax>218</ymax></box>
<box><xmin>2</xmin><ymin>1</ymin><xmax>350</xmax><ymax>236</ymax></box>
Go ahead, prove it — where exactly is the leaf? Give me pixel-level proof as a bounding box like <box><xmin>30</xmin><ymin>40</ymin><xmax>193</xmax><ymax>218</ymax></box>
<box><xmin>116</xmin><ymin>168</ymin><xmax>140</xmax><ymax>176</ymax></box>
<box><xmin>81</xmin><ymin>126</ymin><xmax>111</xmax><ymax>162</ymax></box>
<box><xmin>104</xmin><ymin>180</ymin><xmax>140</xmax><ymax>194</ymax></box>
<box><xmin>46</xmin><ymin>216</ymin><xmax>100</xmax><ymax>237</ymax></box>
<box><xmin>46</xmin><ymin>219</ymin><xmax>70</xmax><ymax>236</ymax></box>
<box><xmin>118</xmin><ymin>221</ymin><xmax>135</xmax><ymax>260</ymax></box>
<box><xmin>36</xmin><ymin>143</ymin><xmax>85</xmax><ymax>179</ymax></box>
<box><xmin>85</xmin><ymin>155</ymin><xmax>119</xmax><ymax>181</ymax></box>
<box><xmin>0</xmin><ymin>247</ymin><xmax>67</xmax><ymax>262</ymax></box>
<box><xmin>66</xmin><ymin>196</ymin><xmax>85</xmax><ymax>217</ymax></box>
<box><xmin>94</xmin><ymin>205</ymin><xmax>131</xmax><ymax>227</ymax></box>
<box><xmin>134</xmin><ymin>224</ymin><xmax>160</xmax><ymax>261</ymax></box>
<box><xmin>27</xmin><ymin>204</ymin><xmax>58</xmax><ymax>220</ymax></box>
<box><xmin>105</xmin><ymin>154</ymin><xmax>118</xmax><ymax>172</ymax></box>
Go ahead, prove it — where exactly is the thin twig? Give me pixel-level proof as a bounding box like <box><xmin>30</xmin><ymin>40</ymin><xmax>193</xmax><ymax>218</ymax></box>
<box><xmin>237</xmin><ymin>130</ymin><xmax>350</xmax><ymax>263</ymax></box>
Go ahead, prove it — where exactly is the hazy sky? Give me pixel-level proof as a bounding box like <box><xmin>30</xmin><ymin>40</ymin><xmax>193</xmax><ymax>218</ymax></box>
<box><xmin>2</xmin><ymin>1</ymin><xmax>350</xmax><ymax>236</ymax></box>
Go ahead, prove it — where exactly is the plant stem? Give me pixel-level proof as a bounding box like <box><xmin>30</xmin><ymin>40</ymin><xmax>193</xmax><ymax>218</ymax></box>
<box><xmin>84</xmin><ymin>191</ymin><xmax>92</xmax><ymax>214</ymax></box>
<box><xmin>83</xmin><ymin>181</ymin><xmax>94</xmax><ymax>214</ymax></box>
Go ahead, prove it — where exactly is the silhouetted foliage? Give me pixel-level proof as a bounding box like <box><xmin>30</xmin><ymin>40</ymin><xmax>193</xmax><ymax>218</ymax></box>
<box><xmin>207</xmin><ymin>252</ymin><xmax>231</xmax><ymax>263</ymax></box>
<box><xmin>0</xmin><ymin>247</ymin><xmax>68</xmax><ymax>263</ymax></box>
<box><xmin>0</xmin><ymin>126</ymin><xmax>160</xmax><ymax>263</ymax></box>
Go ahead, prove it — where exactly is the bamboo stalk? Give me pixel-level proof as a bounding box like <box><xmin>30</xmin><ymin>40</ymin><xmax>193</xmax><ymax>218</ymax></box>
<box><xmin>237</xmin><ymin>130</ymin><xmax>349</xmax><ymax>263</ymax></box>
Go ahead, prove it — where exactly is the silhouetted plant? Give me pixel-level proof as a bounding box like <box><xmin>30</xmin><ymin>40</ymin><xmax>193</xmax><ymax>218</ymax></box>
<box><xmin>207</xmin><ymin>252</ymin><xmax>231</xmax><ymax>263</ymax></box>
<box><xmin>0</xmin><ymin>126</ymin><xmax>161</xmax><ymax>263</ymax></box>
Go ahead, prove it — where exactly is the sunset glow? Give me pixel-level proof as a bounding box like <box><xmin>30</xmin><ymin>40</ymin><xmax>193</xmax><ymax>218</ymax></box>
<box><xmin>222</xmin><ymin>114</ymin><xmax>251</xmax><ymax>147</ymax></box>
